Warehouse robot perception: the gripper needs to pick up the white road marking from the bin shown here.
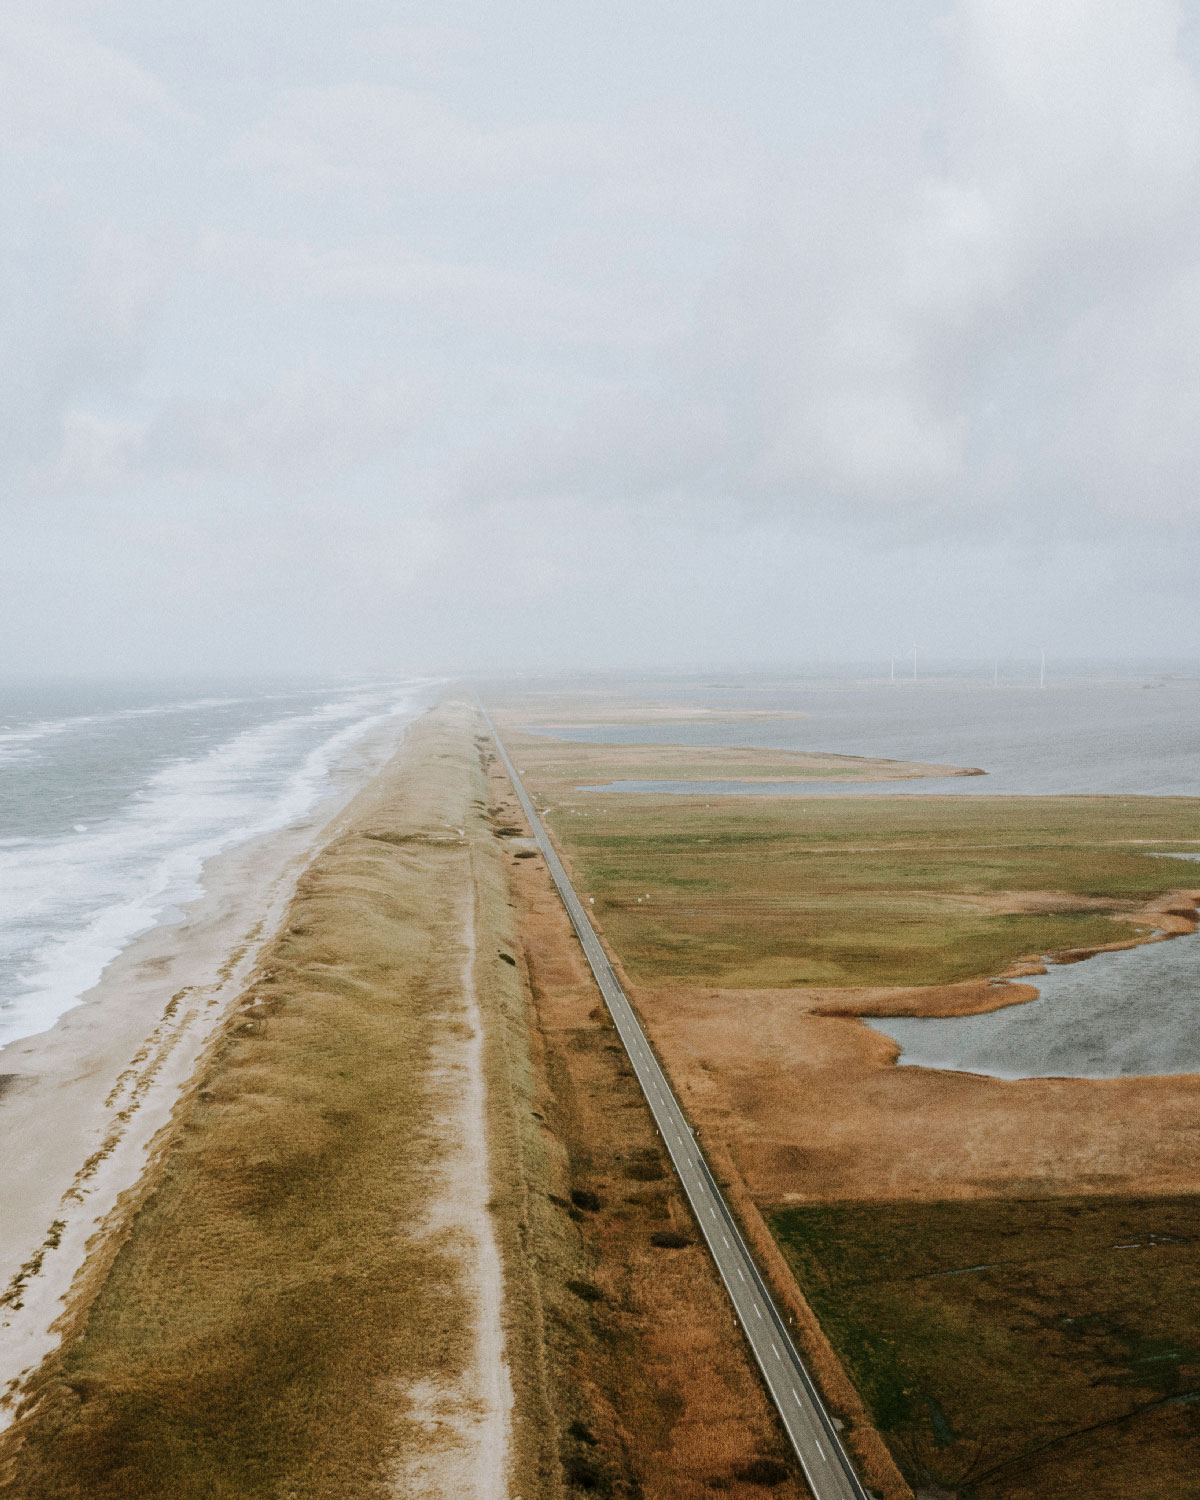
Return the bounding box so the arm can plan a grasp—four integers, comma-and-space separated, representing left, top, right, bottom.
754, 1304, 763, 1319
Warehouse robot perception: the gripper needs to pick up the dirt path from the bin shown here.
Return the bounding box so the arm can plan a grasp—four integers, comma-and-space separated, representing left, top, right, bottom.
394, 865, 513, 1498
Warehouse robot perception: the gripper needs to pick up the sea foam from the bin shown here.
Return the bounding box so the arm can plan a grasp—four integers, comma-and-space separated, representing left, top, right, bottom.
0, 684, 421, 1048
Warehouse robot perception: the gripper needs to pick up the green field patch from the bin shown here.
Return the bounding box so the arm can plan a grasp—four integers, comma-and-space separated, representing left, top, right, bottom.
769, 1197, 1200, 1498
541, 796, 1200, 986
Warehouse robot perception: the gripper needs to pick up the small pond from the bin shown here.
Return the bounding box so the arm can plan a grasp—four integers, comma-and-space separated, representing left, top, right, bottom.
869, 921, 1200, 1079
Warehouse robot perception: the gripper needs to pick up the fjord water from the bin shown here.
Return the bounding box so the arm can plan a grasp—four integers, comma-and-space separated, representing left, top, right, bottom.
547, 674, 1200, 1077
0, 678, 422, 1048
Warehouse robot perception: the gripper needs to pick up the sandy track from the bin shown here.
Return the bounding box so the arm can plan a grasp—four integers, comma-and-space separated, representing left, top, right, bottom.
393, 863, 513, 1498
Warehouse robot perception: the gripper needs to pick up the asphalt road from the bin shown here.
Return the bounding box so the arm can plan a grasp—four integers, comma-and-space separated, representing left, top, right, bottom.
485, 716, 871, 1500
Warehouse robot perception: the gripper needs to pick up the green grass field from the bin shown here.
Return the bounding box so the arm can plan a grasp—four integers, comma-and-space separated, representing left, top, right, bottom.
770, 1197, 1200, 1499
541, 794, 1200, 986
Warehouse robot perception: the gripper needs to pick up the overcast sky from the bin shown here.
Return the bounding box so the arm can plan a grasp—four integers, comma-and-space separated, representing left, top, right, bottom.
5, 1, 1200, 674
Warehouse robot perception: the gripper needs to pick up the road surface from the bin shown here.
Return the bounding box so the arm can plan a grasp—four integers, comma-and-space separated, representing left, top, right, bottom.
485, 715, 871, 1500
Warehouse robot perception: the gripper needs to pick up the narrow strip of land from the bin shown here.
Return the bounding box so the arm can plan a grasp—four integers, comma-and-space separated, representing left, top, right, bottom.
0, 703, 541, 1500
485, 714, 868, 1500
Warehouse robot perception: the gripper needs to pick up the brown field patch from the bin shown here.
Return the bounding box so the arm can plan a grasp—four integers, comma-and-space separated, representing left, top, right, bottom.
630, 981, 1200, 1203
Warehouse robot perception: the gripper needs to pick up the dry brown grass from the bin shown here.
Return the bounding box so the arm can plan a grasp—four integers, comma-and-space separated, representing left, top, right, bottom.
0, 703, 557, 1500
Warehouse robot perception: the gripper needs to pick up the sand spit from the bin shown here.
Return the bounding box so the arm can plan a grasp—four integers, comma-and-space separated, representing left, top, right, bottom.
498, 728, 982, 787
0, 711, 421, 1418
486, 695, 813, 726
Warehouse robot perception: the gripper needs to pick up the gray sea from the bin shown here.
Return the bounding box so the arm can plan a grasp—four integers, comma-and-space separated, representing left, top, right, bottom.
0, 677, 425, 1048
539, 674, 1200, 1078
554, 678, 1200, 797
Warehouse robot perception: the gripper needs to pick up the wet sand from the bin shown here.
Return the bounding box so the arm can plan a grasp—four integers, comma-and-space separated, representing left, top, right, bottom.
0, 711, 420, 1412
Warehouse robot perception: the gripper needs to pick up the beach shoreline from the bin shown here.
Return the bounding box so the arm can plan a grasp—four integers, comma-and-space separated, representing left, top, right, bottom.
0, 706, 424, 1413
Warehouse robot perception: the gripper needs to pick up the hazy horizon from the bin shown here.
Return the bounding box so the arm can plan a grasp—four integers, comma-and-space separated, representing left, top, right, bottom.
4, 655, 1200, 687
6, 1, 1200, 674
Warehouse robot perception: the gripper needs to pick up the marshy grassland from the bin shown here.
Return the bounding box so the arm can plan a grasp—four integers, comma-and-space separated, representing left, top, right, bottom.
535, 789, 1200, 988
770, 1196, 1200, 1499
498, 718, 1200, 1497
0, 702, 560, 1500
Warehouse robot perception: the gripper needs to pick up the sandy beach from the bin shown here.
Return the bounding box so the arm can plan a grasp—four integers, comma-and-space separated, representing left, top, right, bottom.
0, 707, 423, 1415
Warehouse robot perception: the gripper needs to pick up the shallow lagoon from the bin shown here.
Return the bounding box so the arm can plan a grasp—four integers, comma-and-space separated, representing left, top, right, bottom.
868, 929, 1200, 1078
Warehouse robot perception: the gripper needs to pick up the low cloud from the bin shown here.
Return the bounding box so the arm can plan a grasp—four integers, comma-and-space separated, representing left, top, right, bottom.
4, 0, 1200, 671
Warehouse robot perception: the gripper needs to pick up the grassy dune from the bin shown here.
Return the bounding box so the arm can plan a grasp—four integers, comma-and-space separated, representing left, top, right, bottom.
539, 793, 1200, 987
771, 1198, 1200, 1499
0, 704, 558, 1500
